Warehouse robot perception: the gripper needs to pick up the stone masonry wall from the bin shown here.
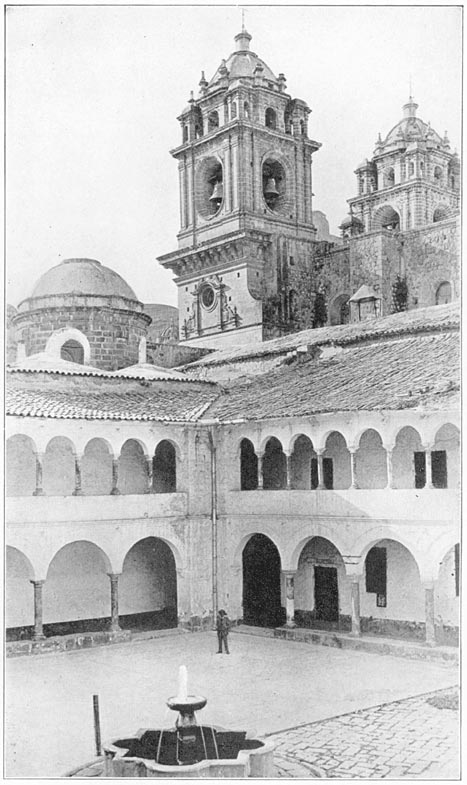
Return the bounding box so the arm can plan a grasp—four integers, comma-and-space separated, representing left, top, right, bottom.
400, 217, 459, 309
14, 306, 149, 370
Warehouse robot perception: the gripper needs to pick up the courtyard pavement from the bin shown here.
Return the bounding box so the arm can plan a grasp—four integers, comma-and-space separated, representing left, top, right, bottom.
5, 631, 459, 778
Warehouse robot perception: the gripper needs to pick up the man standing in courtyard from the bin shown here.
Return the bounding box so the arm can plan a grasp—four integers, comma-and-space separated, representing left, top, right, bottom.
216, 609, 230, 654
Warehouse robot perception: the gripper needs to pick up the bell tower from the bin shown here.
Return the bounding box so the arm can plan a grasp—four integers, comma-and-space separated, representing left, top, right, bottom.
158, 29, 321, 347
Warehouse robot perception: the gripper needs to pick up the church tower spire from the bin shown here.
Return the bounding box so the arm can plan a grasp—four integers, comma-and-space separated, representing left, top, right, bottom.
158, 29, 321, 348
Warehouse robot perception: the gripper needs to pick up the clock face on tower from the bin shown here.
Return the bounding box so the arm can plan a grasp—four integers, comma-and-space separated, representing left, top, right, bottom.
200, 284, 216, 310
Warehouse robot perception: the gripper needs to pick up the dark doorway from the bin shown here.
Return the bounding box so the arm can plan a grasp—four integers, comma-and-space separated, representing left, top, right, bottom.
314, 566, 339, 622
242, 534, 284, 627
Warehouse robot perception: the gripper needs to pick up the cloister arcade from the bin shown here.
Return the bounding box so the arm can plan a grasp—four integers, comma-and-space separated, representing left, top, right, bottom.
6, 536, 178, 640
237, 532, 459, 646
239, 423, 459, 491
6, 435, 178, 496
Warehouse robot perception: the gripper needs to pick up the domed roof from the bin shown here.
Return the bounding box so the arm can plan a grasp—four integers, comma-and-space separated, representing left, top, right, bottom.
29, 258, 139, 301
208, 30, 278, 89
378, 98, 444, 153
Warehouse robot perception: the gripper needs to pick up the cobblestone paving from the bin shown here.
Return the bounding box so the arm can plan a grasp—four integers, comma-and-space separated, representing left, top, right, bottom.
270, 688, 459, 778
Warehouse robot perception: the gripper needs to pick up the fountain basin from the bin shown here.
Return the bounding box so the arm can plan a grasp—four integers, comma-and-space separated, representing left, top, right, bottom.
103, 727, 275, 778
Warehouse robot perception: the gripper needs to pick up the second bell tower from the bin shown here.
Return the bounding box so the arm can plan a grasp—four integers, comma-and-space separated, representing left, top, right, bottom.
158, 28, 321, 347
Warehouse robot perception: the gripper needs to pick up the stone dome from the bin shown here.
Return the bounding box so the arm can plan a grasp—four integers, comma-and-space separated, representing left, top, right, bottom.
29, 258, 139, 302
379, 98, 444, 153
208, 30, 278, 89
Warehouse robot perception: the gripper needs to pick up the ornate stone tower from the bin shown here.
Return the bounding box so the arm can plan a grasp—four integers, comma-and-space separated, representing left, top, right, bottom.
158, 29, 321, 347
348, 97, 460, 232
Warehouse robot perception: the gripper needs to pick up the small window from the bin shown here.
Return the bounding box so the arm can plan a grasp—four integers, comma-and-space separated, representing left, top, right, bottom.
431, 450, 447, 488
231, 102, 237, 119
244, 102, 250, 119
365, 547, 387, 601
183, 125, 189, 143
408, 162, 414, 177
434, 165, 442, 181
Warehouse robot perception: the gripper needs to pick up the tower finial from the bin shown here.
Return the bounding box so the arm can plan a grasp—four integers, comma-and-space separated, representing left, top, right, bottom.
241, 7, 246, 32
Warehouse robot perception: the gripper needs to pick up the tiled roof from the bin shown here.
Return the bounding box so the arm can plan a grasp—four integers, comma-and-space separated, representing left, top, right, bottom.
182, 303, 459, 371
6, 377, 220, 422
205, 332, 459, 421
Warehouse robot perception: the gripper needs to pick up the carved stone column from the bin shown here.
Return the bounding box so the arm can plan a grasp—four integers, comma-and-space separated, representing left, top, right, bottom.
33, 453, 45, 496
108, 573, 122, 632
256, 452, 264, 490
285, 453, 292, 490
349, 579, 361, 637
110, 459, 120, 495
30, 580, 46, 640
385, 447, 394, 489
424, 447, 434, 489
283, 571, 296, 627
316, 449, 325, 490
146, 456, 154, 493
72, 455, 83, 496
424, 582, 436, 647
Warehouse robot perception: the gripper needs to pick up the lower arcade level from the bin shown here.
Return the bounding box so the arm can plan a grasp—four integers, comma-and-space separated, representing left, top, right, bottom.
6, 408, 459, 650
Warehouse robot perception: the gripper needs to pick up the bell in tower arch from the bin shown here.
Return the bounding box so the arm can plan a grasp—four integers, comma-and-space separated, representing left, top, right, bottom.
264, 177, 279, 205
209, 180, 224, 212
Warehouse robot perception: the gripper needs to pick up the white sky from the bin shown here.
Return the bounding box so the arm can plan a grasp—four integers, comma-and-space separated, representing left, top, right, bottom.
6, 4, 462, 308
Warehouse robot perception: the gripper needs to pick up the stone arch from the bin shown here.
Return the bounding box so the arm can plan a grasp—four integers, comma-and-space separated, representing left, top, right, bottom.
241, 533, 284, 627
43, 435, 76, 496
360, 538, 425, 638
82, 437, 114, 495
6, 546, 35, 635
240, 438, 258, 491
392, 425, 423, 489
119, 438, 149, 495
119, 537, 178, 630
294, 536, 347, 628
45, 328, 91, 365
433, 204, 450, 223
432, 422, 460, 488
352, 528, 425, 578
44, 540, 113, 632
289, 434, 315, 490
372, 204, 400, 231
262, 436, 287, 490
329, 293, 350, 325
355, 429, 387, 489
6, 434, 37, 496
153, 439, 177, 493
324, 431, 351, 489
435, 280, 452, 305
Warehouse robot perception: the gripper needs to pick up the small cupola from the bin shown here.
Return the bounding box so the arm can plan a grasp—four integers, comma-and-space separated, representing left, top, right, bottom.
402, 96, 418, 118
234, 29, 252, 51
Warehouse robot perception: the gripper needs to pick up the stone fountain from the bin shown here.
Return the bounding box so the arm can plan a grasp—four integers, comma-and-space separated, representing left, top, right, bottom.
102, 666, 274, 778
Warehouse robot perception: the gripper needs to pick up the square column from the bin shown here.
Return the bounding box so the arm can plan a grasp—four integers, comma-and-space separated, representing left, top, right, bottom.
283, 571, 296, 627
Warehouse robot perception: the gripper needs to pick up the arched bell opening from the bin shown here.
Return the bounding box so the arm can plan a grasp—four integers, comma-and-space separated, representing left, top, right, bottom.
119, 537, 178, 631
435, 280, 452, 305
373, 204, 400, 231
242, 534, 284, 627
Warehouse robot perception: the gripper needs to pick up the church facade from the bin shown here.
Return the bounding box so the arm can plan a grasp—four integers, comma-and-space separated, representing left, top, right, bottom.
5, 27, 460, 656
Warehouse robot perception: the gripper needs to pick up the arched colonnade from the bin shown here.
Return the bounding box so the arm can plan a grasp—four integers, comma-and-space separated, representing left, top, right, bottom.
238, 423, 459, 491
